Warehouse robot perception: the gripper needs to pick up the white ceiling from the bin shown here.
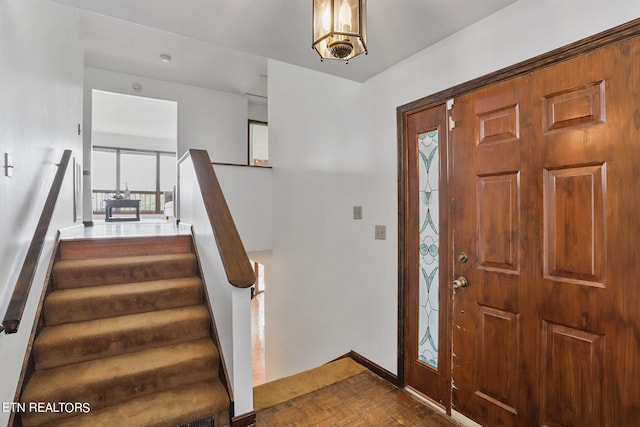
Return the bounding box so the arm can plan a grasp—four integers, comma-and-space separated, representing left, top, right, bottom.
54, 0, 517, 98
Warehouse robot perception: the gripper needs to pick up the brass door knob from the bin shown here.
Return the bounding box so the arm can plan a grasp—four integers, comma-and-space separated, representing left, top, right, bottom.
457, 252, 469, 263
453, 276, 468, 290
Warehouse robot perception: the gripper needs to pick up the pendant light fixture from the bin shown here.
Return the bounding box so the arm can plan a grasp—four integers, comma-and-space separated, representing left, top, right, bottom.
312, 0, 367, 62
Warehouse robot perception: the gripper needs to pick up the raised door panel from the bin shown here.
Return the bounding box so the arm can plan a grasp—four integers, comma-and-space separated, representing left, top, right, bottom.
477, 172, 520, 274
478, 104, 520, 146
542, 81, 605, 133
540, 322, 604, 427
543, 164, 605, 287
476, 306, 519, 415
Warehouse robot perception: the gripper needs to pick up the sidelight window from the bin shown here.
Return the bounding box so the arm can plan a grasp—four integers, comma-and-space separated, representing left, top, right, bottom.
417, 130, 440, 369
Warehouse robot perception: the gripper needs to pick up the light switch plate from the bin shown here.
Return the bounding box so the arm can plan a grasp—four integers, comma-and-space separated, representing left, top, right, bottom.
375, 225, 386, 240
353, 205, 362, 220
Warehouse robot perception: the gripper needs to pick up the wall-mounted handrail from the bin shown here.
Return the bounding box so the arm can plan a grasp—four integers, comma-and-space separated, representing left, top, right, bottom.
2, 150, 72, 334
180, 149, 255, 288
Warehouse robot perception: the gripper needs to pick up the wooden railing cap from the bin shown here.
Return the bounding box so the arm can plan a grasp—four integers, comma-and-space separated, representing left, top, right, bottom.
185, 149, 256, 289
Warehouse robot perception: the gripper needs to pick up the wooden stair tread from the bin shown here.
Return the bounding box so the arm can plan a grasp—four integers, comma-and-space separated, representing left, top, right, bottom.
19, 235, 231, 426
21, 339, 220, 426
44, 277, 203, 325
54, 253, 196, 270
35, 306, 210, 370
59, 235, 193, 260
40, 380, 230, 427
52, 253, 197, 289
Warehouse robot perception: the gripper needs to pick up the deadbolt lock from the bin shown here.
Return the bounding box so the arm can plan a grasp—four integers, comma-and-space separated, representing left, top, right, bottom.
452, 276, 469, 290
457, 252, 469, 263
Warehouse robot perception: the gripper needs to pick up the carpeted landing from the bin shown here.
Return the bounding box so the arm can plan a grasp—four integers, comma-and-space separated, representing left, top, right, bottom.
18, 235, 230, 427
253, 357, 368, 412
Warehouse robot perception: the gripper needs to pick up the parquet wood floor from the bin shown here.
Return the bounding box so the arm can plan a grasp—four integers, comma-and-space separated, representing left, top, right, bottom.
256, 371, 460, 426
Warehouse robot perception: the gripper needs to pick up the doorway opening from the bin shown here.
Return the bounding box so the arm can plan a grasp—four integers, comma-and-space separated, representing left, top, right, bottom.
251, 260, 266, 386
90, 89, 178, 221
248, 120, 269, 167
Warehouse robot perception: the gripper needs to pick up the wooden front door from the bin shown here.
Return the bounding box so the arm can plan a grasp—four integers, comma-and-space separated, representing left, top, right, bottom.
450, 36, 640, 426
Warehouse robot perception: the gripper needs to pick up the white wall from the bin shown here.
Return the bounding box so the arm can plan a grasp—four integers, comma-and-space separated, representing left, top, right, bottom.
92, 131, 176, 152
0, 0, 83, 422
213, 165, 272, 252
84, 67, 248, 161
266, 0, 640, 381
365, 0, 640, 110
83, 68, 249, 221
91, 89, 178, 153
268, 62, 370, 380
248, 102, 268, 123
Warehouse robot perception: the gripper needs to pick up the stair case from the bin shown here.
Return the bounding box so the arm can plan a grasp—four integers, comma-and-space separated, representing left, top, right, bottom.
18, 235, 231, 427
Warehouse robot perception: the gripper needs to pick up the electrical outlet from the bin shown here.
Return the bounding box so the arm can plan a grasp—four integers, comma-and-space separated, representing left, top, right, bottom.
353, 205, 362, 220
375, 225, 386, 240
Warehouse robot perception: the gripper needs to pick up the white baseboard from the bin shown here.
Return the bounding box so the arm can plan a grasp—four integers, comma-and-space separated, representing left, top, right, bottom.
404, 386, 447, 415
451, 410, 483, 427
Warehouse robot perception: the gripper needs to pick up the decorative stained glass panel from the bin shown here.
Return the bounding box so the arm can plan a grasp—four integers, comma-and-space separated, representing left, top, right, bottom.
417, 130, 439, 369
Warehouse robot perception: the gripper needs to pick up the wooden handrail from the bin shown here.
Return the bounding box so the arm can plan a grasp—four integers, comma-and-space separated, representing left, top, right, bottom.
2, 150, 72, 334
182, 149, 255, 288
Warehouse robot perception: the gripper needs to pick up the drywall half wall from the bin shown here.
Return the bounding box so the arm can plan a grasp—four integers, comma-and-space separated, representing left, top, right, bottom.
0, 0, 83, 423
213, 164, 272, 253
266, 1, 640, 382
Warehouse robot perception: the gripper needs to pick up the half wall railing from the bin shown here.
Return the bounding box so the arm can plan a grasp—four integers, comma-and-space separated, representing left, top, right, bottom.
179, 149, 255, 288
177, 148, 256, 419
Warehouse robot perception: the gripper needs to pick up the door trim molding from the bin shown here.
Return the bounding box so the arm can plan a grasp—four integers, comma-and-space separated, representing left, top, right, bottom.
396, 15, 640, 409
397, 18, 640, 116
